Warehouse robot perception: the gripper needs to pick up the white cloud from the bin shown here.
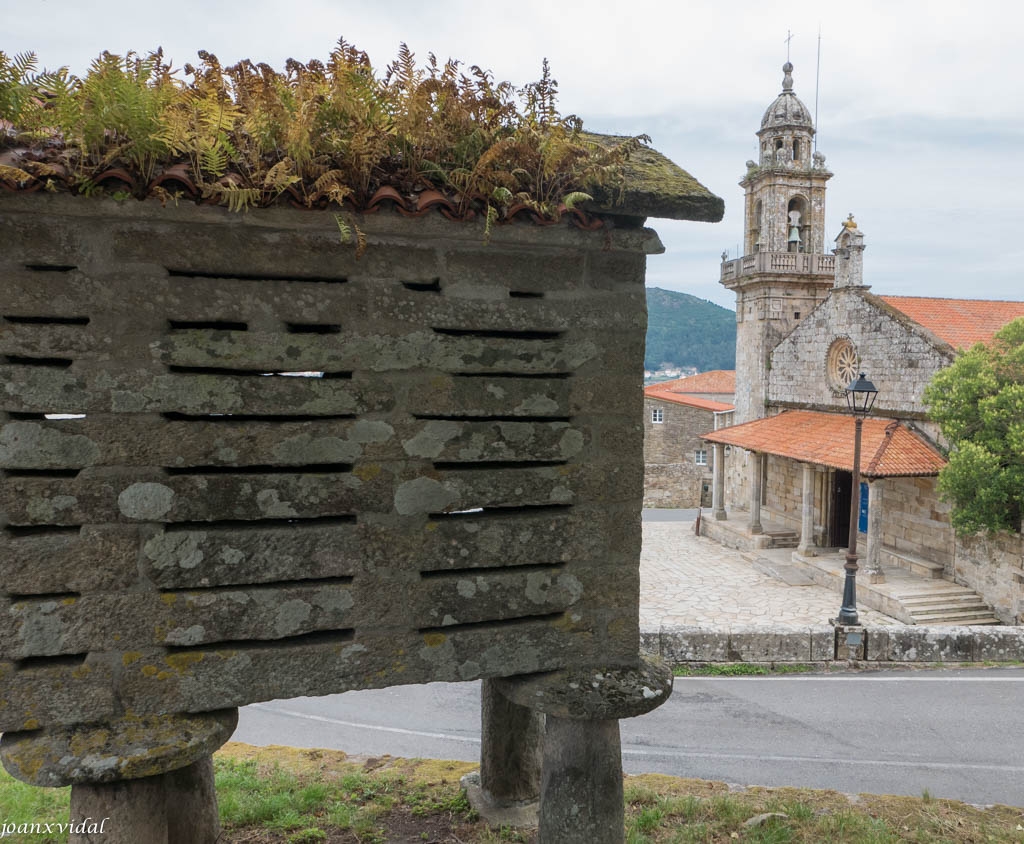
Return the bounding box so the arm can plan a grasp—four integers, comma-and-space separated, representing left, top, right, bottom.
5, 0, 1022, 308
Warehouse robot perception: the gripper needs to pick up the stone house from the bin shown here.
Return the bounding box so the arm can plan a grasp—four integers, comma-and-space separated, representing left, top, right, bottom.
643, 370, 734, 508
698, 62, 1024, 625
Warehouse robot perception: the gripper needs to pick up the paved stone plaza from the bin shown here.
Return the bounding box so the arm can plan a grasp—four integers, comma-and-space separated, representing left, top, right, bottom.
640, 519, 899, 630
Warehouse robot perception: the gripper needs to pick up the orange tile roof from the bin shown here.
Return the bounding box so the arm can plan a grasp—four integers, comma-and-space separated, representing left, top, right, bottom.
646, 392, 734, 412
879, 296, 1024, 349
701, 410, 946, 478
645, 370, 735, 395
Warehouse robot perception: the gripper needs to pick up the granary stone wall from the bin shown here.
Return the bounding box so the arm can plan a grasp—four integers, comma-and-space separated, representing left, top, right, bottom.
642, 398, 713, 508
768, 287, 953, 418
954, 531, 1024, 625
0, 194, 655, 734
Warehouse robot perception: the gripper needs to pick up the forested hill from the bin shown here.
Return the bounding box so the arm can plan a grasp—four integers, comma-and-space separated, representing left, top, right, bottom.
645, 287, 736, 371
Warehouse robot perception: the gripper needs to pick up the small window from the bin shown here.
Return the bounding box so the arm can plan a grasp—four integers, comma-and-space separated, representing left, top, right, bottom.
652, 408, 664, 424
695, 449, 707, 465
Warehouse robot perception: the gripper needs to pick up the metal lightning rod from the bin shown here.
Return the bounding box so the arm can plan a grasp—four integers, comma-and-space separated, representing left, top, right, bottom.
814, 26, 822, 152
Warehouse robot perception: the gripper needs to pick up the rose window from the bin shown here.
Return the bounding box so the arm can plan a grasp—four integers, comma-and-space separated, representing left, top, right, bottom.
827, 339, 859, 392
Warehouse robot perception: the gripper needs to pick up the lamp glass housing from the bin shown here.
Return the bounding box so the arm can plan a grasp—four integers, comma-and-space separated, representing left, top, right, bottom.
845, 372, 878, 414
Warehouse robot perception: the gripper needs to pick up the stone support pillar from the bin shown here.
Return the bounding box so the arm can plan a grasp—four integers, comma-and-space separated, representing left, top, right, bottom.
485, 657, 673, 844
712, 443, 727, 520
866, 480, 885, 582
464, 678, 544, 823
749, 451, 763, 534
1, 710, 237, 844
539, 717, 623, 842
796, 462, 816, 556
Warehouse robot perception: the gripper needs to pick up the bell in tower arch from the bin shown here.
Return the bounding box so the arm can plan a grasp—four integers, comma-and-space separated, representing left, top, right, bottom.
787, 209, 803, 253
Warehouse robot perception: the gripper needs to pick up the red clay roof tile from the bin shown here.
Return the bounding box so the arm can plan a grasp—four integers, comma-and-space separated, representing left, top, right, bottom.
701, 410, 946, 478
645, 392, 734, 412
879, 296, 1024, 350
644, 370, 735, 395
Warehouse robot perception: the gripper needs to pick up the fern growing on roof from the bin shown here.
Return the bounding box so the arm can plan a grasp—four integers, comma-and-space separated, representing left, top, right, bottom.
0, 38, 646, 229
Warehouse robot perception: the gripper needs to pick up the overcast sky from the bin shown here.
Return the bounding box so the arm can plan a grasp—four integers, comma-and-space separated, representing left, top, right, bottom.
6, 0, 1022, 309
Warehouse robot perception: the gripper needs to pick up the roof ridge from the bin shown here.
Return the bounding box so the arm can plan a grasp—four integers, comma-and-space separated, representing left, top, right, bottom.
865, 420, 899, 476
879, 294, 1024, 305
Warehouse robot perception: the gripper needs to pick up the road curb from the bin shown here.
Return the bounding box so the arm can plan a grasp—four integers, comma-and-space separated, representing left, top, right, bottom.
641, 624, 1024, 664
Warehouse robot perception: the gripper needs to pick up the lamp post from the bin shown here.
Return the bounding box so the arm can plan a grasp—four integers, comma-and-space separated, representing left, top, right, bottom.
837, 372, 878, 625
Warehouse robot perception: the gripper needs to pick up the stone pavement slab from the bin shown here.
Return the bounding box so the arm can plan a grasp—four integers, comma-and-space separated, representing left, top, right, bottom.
640, 521, 900, 630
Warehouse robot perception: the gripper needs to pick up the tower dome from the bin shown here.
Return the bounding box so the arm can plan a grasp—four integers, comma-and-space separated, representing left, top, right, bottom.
760, 62, 813, 132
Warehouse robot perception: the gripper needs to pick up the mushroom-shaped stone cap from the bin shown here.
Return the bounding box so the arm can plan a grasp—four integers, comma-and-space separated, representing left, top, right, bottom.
760, 63, 814, 131
0, 709, 238, 787
493, 656, 673, 720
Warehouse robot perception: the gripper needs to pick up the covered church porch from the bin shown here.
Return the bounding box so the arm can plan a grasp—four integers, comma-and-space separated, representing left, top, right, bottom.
698, 411, 1002, 625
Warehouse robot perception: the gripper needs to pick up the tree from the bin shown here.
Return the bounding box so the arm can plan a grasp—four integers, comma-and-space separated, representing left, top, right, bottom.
924, 317, 1024, 535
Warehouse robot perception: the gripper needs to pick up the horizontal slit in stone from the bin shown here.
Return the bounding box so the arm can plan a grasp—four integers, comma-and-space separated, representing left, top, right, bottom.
4, 525, 81, 538
418, 611, 565, 636
160, 412, 357, 423
433, 328, 563, 340
164, 463, 352, 476
4, 468, 81, 479
15, 652, 87, 670
159, 576, 354, 595
420, 562, 564, 579
164, 515, 356, 532
166, 269, 348, 284
164, 628, 355, 653
4, 356, 73, 368
286, 323, 342, 334
451, 371, 572, 380
432, 460, 567, 471
168, 320, 248, 331
6, 412, 47, 420
8, 591, 82, 603
401, 279, 441, 293
509, 290, 544, 299
167, 365, 350, 379
24, 264, 76, 273
428, 503, 572, 520
3, 315, 90, 325
413, 415, 572, 424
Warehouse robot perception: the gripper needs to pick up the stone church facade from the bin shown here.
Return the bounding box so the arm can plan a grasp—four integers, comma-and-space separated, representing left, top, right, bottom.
699, 63, 1024, 624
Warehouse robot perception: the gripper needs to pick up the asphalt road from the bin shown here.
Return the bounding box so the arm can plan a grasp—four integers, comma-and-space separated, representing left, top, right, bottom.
233, 669, 1024, 807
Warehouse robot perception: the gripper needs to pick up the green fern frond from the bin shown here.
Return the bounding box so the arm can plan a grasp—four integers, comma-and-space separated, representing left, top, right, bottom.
0, 164, 33, 186
562, 191, 592, 211
203, 182, 260, 212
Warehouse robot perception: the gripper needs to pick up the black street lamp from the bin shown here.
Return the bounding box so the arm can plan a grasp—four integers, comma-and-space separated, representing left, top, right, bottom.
837, 372, 879, 625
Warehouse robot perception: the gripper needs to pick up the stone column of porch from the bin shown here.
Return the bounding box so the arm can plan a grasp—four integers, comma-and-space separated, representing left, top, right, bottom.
712, 442, 727, 520
866, 479, 885, 582
796, 462, 816, 556
749, 451, 763, 534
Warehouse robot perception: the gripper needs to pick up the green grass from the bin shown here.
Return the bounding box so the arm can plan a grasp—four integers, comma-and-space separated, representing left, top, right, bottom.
2, 743, 1023, 843
672, 663, 822, 677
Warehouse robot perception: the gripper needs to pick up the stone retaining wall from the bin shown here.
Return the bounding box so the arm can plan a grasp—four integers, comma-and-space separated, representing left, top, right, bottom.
643, 624, 1024, 664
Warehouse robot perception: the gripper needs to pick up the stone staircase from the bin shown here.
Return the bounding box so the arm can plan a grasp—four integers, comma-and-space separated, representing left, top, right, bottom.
763, 526, 798, 549
898, 585, 1002, 625
878, 549, 1001, 625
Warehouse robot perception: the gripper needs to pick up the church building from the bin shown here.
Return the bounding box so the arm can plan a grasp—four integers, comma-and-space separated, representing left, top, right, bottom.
698, 63, 1024, 625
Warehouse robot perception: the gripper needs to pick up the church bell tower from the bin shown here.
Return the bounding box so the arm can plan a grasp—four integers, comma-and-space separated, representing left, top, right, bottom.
721, 62, 836, 423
